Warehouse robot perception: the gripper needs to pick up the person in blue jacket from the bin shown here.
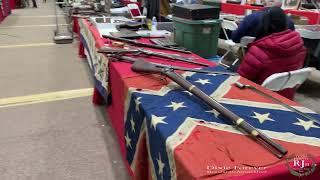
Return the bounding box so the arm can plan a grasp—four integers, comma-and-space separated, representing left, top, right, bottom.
231, 7, 295, 43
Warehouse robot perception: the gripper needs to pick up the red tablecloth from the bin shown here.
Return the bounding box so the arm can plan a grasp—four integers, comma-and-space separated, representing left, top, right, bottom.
79, 19, 320, 179
2, 0, 11, 17
73, 16, 80, 34
0, 0, 14, 23
2, 0, 8, 18
9, 0, 15, 10
0, 6, 4, 22
221, 3, 320, 24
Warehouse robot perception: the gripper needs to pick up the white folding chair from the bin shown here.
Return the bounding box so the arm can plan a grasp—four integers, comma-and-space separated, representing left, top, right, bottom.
219, 19, 256, 68
219, 20, 239, 68
261, 68, 313, 91
127, 3, 146, 20
239, 36, 256, 58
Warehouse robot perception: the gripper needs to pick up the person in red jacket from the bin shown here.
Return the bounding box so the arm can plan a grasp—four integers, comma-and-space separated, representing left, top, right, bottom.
237, 7, 307, 100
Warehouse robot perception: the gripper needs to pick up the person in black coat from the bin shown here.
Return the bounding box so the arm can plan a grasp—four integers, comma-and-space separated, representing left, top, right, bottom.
31, 0, 37, 8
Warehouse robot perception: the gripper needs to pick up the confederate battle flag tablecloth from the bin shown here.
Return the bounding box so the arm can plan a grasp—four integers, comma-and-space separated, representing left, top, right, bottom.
78, 19, 320, 179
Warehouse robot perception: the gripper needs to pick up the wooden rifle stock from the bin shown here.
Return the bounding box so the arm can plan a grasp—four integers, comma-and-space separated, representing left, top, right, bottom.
131, 60, 163, 74
131, 60, 288, 159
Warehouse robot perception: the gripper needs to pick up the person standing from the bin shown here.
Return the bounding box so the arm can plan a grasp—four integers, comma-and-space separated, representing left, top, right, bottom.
22, 0, 30, 8
103, 0, 112, 15
31, 0, 37, 8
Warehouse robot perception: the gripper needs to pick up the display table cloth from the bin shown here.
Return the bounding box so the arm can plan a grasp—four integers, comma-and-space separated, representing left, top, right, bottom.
0, 0, 14, 23
9, 0, 14, 10
79, 19, 320, 179
0, 5, 3, 22
221, 3, 320, 25
2, 0, 10, 17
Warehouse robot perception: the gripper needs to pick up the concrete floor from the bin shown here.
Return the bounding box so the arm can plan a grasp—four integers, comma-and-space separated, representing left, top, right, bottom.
0, 2, 129, 180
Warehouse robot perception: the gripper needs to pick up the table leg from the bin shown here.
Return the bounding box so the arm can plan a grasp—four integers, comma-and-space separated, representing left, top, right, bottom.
315, 42, 320, 69
92, 87, 105, 105
73, 16, 79, 34
78, 41, 86, 59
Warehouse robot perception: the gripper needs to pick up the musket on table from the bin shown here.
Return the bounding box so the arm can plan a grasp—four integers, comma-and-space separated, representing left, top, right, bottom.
102, 35, 192, 54
131, 60, 288, 159
98, 46, 209, 67
97, 49, 237, 76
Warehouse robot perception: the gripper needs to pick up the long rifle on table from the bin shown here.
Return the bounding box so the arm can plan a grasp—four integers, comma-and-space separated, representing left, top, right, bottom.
131, 60, 288, 159
102, 35, 192, 54
98, 46, 209, 67
97, 50, 237, 76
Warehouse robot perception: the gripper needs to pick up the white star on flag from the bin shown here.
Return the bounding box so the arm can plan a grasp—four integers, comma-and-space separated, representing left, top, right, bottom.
130, 118, 135, 133
156, 153, 165, 176
125, 132, 132, 148
182, 73, 193, 78
183, 90, 193, 96
166, 101, 187, 111
206, 73, 218, 76
251, 112, 275, 124
182, 71, 195, 78
195, 78, 211, 85
206, 109, 220, 118
151, 115, 167, 130
293, 118, 320, 131
135, 97, 142, 112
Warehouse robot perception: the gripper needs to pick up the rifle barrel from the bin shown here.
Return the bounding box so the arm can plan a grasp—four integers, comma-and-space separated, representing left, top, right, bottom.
164, 66, 237, 76
104, 54, 236, 76
99, 46, 208, 67
102, 35, 192, 54
138, 49, 209, 67
108, 55, 137, 63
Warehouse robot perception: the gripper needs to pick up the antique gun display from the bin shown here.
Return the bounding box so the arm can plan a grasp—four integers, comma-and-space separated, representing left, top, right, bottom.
235, 82, 320, 126
102, 35, 192, 54
98, 46, 209, 67
97, 49, 237, 76
131, 60, 288, 159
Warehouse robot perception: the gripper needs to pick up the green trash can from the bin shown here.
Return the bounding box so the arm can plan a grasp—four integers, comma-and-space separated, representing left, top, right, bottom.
172, 16, 222, 58
202, 0, 221, 9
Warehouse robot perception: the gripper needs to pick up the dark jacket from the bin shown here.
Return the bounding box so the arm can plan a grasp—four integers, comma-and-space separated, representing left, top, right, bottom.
231, 9, 295, 43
